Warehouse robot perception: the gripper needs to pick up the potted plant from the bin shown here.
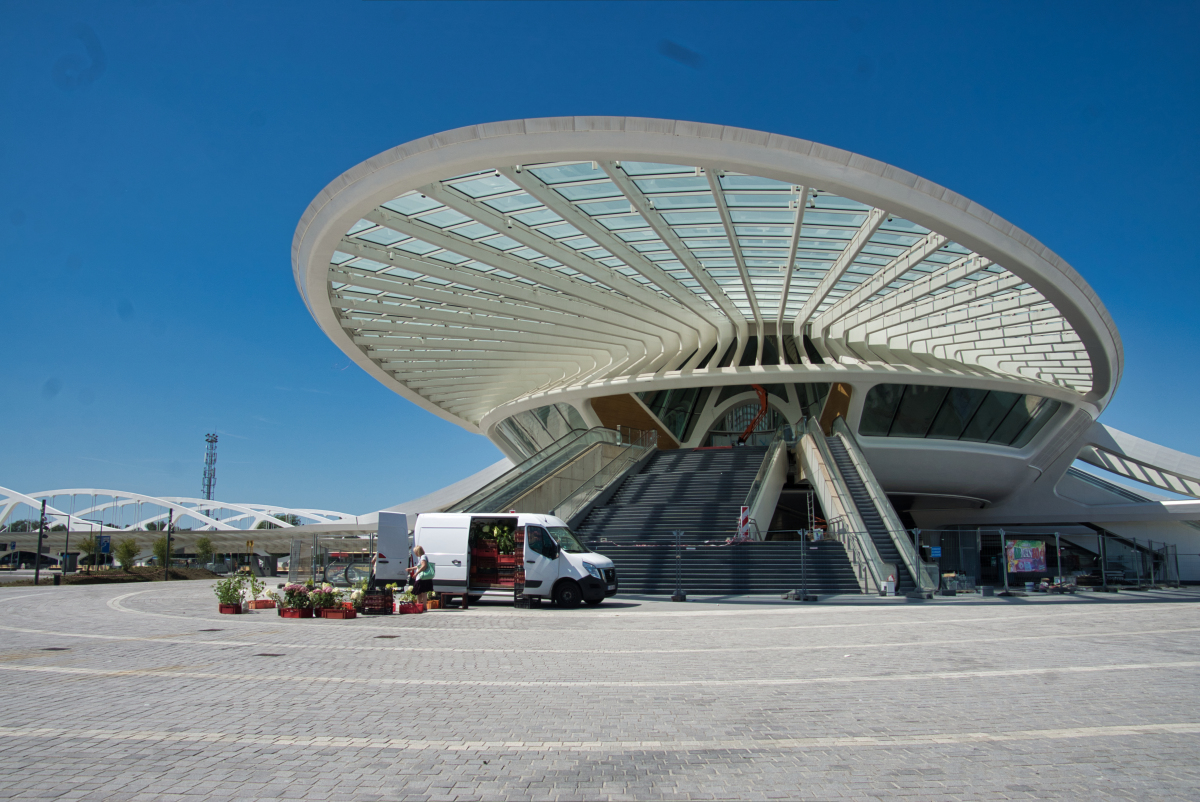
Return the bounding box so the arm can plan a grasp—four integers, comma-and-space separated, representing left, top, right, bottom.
214, 575, 246, 614
279, 583, 313, 618
394, 589, 423, 614
246, 575, 275, 609
309, 584, 340, 617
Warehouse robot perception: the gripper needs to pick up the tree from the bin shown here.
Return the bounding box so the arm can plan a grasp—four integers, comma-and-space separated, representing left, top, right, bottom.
194, 536, 214, 565
113, 538, 139, 571
152, 535, 170, 566
76, 536, 97, 573
145, 521, 167, 531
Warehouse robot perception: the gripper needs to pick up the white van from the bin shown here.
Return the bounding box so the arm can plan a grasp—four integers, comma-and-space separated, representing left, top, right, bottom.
380, 512, 617, 607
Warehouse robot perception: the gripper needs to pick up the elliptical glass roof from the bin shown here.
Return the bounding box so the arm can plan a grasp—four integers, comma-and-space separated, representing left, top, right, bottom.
324, 158, 1093, 426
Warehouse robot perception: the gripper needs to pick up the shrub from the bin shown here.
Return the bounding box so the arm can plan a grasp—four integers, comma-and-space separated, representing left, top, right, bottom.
113, 538, 140, 571
213, 575, 246, 605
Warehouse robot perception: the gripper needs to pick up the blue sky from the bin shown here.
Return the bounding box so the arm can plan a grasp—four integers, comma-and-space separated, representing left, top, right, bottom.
1, 0, 1197, 514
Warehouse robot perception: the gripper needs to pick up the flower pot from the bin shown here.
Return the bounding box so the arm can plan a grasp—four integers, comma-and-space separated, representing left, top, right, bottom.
397, 603, 424, 614
342, 602, 355, 611
426, 599, 440, 610
248, 600, 276, 609
280, 607, 314, 619
218, 603, 242, 615
322, 608, 356, 619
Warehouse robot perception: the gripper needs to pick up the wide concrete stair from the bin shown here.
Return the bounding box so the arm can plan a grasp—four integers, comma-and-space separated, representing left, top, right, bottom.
577, 447, 861, 595
576, 447, 766, 540
594, 540, 861, 595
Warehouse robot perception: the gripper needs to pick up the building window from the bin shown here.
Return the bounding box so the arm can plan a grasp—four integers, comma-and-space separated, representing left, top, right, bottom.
858, 384, 1061, 448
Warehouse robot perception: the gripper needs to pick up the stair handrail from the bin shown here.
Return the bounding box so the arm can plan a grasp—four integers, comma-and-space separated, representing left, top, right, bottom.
449, 427, 619, 513
741, 426, 790, 540
801, 416, 889, 593
830, 416, 937, 593
550, 430, 657, 524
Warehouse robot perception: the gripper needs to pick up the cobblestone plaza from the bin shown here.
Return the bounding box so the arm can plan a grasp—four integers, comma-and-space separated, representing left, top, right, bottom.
2, 583, 1199, 801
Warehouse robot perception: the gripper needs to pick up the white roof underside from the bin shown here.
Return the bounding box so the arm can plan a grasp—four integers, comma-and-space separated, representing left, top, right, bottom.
294, 118, 1122, 432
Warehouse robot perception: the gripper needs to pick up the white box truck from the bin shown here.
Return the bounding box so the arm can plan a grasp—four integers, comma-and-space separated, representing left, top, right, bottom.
376, 512, 617, 608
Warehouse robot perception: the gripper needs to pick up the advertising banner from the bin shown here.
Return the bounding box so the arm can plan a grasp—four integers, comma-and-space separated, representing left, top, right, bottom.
1006, 540, 1046, 573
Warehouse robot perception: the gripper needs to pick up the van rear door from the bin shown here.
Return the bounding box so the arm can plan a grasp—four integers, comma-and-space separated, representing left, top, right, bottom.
416, 514, 469, 595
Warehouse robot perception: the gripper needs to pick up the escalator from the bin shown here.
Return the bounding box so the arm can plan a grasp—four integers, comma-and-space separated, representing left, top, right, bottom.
823, 436, 915, 593
449, 427, 656, 517
795, 416, 934, 596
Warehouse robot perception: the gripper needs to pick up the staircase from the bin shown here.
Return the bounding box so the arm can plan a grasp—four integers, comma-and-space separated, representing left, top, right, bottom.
594, 540, 861, 595
576, 447, 767, 541
824, 436, 915, 592
576, 447, 860, 594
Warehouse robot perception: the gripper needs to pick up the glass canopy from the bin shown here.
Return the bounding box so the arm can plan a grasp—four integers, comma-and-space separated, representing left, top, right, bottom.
325, 159, 1092, 426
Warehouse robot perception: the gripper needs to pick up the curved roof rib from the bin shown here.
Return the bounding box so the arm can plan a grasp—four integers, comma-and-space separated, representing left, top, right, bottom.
294, 118, 1122, 432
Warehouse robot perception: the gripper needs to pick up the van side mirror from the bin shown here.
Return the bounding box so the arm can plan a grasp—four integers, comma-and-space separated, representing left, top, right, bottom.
548, 542, 560, 559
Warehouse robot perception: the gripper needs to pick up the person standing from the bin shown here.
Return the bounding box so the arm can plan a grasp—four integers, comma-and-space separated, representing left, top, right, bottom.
408, 545, 434, 606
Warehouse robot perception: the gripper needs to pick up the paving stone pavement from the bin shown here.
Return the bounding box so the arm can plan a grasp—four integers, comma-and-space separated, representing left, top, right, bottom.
1, 582, 1199, 801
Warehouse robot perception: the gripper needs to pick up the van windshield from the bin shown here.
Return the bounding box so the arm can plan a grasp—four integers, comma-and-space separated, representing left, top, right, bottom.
546, 526, 588, 554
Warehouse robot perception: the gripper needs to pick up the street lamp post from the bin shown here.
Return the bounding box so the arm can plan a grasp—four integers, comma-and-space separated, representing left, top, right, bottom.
164, 509, 173, 582
35, 500, 46, 585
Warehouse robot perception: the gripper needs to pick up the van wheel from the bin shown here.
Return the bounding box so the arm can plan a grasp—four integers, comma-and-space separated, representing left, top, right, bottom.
553, 580, 583, 608
467, 595, 483, 604
585, 598, 603, 606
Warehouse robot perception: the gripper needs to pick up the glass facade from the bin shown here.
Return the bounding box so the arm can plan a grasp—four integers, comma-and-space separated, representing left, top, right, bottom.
858, 384, 1061, 448
493, 403, 587, 460
637, 386, 712, 444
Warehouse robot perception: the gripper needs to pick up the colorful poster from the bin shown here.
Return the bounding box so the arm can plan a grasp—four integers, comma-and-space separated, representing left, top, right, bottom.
1006, 540, 1046, 573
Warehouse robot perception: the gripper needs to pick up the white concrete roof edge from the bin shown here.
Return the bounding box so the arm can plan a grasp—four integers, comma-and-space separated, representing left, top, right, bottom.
293, 116, 1123, 434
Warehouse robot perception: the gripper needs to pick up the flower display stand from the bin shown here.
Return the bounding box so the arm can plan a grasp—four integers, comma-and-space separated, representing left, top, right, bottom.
280, 607, 314, 619
218, 603, 242, 615
397, 603, 425, 614
321, 608, 356, 620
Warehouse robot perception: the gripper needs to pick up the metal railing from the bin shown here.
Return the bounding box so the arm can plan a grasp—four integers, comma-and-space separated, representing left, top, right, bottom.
798, 416, 890, 594
551, 428, 657, 524
831, 417, 938, 594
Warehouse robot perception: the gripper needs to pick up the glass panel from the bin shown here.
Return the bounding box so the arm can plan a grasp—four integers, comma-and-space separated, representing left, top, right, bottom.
989, 395, 1046, 445
419, 209, 473, 229
529, 162, 607, 184
1012, 399, 1062, 448
556, 403, 587, 432
380, 195, 440, 215
960, 391, 1021, 442
927, 388, 988, 440
621, 162, 694, 176
578, 199, 634, 216
482, 194, 541, 213
859, 384, 904, 436
451, 174, 520, 198
556, 182, 622, 201
889, 385, 949, 437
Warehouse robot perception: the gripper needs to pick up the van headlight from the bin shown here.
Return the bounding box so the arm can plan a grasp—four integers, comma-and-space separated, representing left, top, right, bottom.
583, 562, 602, 580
